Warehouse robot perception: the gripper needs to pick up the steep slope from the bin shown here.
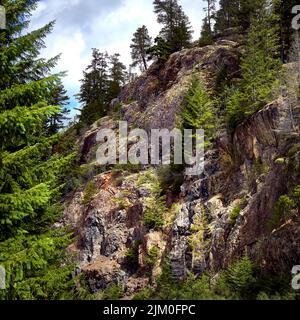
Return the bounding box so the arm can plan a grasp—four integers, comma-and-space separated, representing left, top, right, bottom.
62, 40, 300, 297
171, 97, 300, 278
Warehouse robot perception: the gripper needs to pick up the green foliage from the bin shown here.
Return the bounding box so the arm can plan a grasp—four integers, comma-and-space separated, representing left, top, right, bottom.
214, 0, 261, 33
151, 0, 193, 58
226, 0, 282, 131
148, 262, 222, 300
0, 230, 77, 300
147, 36, 173, 62
214, 65, 230, 96
156, 164, 184, 194
136, 170, 167, 230
113, 163, 142, 174
134, 256, 298, 300
82, 181, 97, 205
181, 76, 216, 147
202, 0, 216, 41
77, 50, 127, 125
125, 240, 140, 269
291, 185, 300, 208
0, 0, 76, 299
143, 196, 165, 230
46, 78, 70, 134
132, 287, 154, 300
268, 195, 295, 231
145, 246, 160, 268
101, 283, 124, 300
130, 25, 152, 71
199, 16, 213, 47
228, 204, 241, 225
215, 255, 255, 299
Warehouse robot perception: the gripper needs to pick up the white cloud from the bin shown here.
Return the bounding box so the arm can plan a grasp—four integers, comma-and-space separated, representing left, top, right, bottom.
29, 0, 206, 111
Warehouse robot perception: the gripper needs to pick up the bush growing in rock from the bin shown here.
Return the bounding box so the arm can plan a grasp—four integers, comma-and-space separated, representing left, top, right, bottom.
82, 181, 98, 205
125, 240, 140, 269
268, 195, 295, 231
228, 204, 241, 225
145, 246, 160, 268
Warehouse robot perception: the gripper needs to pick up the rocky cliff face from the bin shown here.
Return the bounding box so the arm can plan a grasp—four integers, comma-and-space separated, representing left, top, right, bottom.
62, 40, 300, 295
171, 97, 300, 278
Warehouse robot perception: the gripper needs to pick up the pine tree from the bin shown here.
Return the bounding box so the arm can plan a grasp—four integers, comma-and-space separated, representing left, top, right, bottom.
214, 0, 261, 34
125, 66, 138, 84
47, 78, 70, 134
274, 0, 300, 61
226, 0, 282, 131
77, 49, 109, 125
0, 0, 76, 299
203, 0, 216, 34
182, 77, 216, 146
147, 36, 173, 62
130, 25, 152, 71
199, 16, 214, 46
224, 255, 255, 299
152, 0, 193, 56
214, 0, 235, 33
107, 53, 127, 101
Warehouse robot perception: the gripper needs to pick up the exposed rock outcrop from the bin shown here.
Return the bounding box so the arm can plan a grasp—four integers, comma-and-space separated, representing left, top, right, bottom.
170, 97, 300, 277
63, 39, 300, 295
116, 40, 241, 131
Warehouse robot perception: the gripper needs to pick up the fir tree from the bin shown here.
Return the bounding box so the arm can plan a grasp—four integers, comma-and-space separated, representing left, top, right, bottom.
203, 0, 216, 35
77, 49, 109, 125
147, 36, 173, 62
199, 16, 214, 46
107, 53, 127, 102
274, 0, 300, 61
152, 0, 193, 57
214, 0, 261, 34
0, 0, 76, 299
226, 0, 282, 131
47, 78, 70, 134
130, 25, 152, 71
181, 77, 216, 147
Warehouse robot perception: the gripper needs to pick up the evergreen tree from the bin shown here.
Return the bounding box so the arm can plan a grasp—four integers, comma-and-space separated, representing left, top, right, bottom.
226, 0, 282, 131
152, 0, 193, 57
47, 78, 70, 134
203, 0, 216, 34
199, 16, 214, 46
274, 0, 300, 61
147, 36, 173, 62
181, 77, 216, 147
107, 53, 127, 102
223, 255, 255, 299
125, 66, 138, 84
0, 0, 76, 299
77, 49, 109, 125
130, 25, 152, 71
214, 0, 261, 34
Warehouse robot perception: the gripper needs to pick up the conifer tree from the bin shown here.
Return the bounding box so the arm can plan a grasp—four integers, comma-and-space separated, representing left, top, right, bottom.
0, 0, 76, 299
199, 16, 213, 46
47, 78, 70, 134
274, 0, 299, 61
107, 53, 127, 101
77, 49, 109, 125
130, 25, 152, 71
152, 0, 193, 56
226, 0, 282, 131
203, 0, 216, 34
214, 0, 261, 34
147, 36, 172, 62
182, 77, 216, 146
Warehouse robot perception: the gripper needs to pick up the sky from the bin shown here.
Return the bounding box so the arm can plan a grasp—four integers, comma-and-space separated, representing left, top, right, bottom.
29, 0, 206, 119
